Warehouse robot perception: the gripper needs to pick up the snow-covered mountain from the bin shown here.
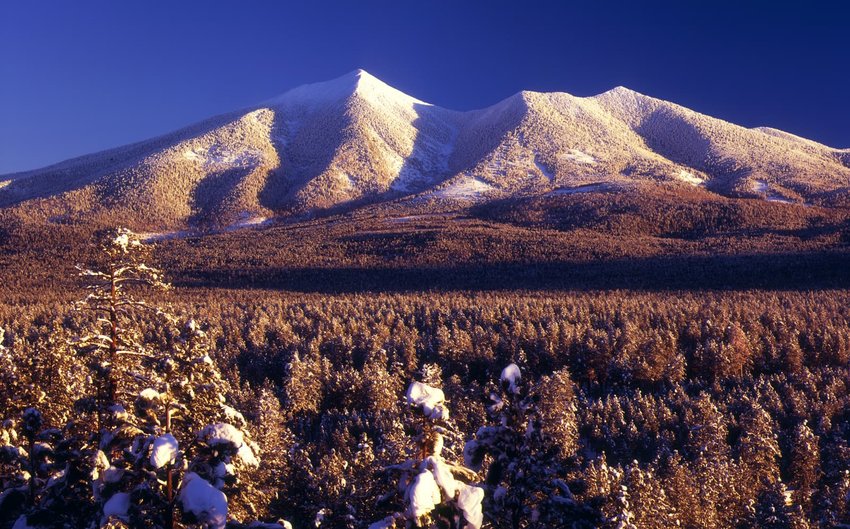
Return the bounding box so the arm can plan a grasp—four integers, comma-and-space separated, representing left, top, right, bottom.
2, 69, 848, 230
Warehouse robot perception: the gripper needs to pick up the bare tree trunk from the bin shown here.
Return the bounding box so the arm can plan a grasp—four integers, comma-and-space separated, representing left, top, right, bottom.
28, 435, 36, 506
165, 390, 175, 529
109, 269, 118, 405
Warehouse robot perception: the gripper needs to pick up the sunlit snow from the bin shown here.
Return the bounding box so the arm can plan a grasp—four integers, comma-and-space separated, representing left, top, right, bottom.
560, 149, 597, 165
548, 183, 611, 195
752, 180, 794, 204
431, 176, 496, 200
150, 433, 179, 469
178, 473, 227, 529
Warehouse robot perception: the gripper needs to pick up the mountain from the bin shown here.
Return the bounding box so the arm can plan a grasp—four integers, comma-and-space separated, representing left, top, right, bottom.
1, 69, 849, 231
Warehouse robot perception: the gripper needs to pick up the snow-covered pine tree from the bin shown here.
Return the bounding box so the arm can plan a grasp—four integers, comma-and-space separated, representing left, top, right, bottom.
609, 484, 638, 529
72, 227, 169, 445
240, 382, 294, 522
463, 363, 597, 529
0, 408, 46, 523
583, 457, 629, 529
58, 228, 278, 529
737, 398, 781, 499
68, 228, 175, 526
0, 322, 95, 528
124, 317, 273, 529
619, 461, 681, 529
370, 364, 484, 529
0, 400, 99, 529
286, 431, 378, 529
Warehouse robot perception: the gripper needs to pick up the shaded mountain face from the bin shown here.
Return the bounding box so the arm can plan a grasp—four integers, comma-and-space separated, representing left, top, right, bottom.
2, 70, 849, 230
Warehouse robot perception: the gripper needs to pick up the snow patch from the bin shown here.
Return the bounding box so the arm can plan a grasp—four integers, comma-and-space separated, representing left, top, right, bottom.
265, 69, 432, 110
560, 149, 597, 165
112, 230, 139, 252
390, 165, 424, 193
139, 388, 161, 401
675, 170, 704, 186
500, 364, 522, 394
103, 492, 131, 521
247, 522, 293, 529
407, 382, 449, 421
140, 212, 275, 243
139, 230, 193, 243
405, 470, 441, 520
103, 466, 124, 483
548, 183, 611, 195
457, 483, 485, 529
752, 180, 795, 204
198, 423, 259, 467
225, 212, 271, 232
534, 156, 555, 182
432, 176, 496, 200
178, 473, 227, 529
336, 172, 356, 190
182, 146, 263, 169
388, 214, 438, 223
425, 456, 457, 498
150, 433, 179, 469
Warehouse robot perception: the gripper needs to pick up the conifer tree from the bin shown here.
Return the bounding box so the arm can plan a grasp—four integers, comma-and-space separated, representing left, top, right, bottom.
609, 484, 638, 529
370, 364, 484, 529
738, 399, 781, 497
620, 461, 681, 529
747, 479, 811, 529
56, 228, 276, 529
463, 364, 596, 528
787, 420, 820, 513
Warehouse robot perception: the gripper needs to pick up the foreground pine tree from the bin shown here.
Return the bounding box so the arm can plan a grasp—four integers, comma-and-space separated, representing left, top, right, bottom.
370, 364, 484, 529
3, 228, 287, 529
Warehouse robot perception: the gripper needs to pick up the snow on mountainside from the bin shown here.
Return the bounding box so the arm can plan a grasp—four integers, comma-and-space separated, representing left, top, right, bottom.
1, 70, 848, 230
593, 87, 850, 201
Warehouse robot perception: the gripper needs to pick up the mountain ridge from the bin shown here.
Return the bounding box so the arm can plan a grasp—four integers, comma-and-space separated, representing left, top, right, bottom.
2, 69, 848, 231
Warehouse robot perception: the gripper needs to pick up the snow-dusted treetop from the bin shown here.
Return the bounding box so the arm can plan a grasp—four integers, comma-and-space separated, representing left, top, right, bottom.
198, 422, 260, 468
500, 363, 522, 394
178, 472, 228, 529
150, 433, 179, 469
406, 381, 449, 421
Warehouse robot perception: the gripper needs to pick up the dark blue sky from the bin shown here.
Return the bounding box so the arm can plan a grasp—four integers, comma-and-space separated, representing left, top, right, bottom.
1, 1, 848, 174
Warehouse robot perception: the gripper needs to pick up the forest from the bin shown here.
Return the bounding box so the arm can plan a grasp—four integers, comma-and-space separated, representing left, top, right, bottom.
2, 228, 850, 528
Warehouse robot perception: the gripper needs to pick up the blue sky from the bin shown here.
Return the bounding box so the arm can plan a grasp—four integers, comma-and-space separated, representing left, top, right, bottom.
1, 0, 848, 173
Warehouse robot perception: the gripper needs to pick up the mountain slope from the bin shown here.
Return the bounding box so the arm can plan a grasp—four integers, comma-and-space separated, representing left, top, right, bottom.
594, 87, 850, 203
0, 70, 461, 228
267, 70, 461, 212
2, 70, 848, 230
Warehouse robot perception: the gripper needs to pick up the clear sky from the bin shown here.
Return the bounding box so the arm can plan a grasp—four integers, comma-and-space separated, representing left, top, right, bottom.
1, 0, 848, 174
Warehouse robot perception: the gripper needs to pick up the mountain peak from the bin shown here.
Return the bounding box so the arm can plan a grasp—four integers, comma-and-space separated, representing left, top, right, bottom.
594, 85, 647, 100
264, 69, 431, 109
